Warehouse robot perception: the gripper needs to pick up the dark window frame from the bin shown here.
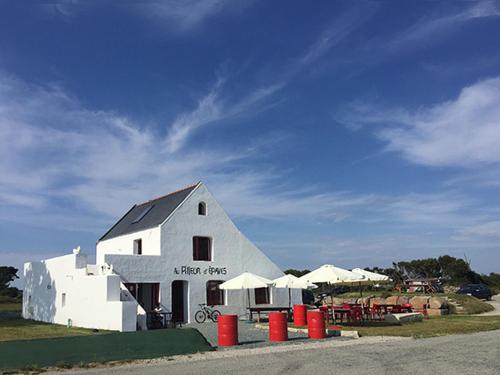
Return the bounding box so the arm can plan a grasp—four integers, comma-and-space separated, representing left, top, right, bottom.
206, 280, 225, 306
134, 239, 142, 255
254, 287, 270, 305
198, 202, 207, 216
193, 236, 212, 261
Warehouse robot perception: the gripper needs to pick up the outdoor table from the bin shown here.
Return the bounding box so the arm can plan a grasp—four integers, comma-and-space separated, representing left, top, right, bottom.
148, 311, 173, 329
372, 304, 412, 317
248, 307, 292, 323
332, 307, 351, 323
401, 304, 413, 313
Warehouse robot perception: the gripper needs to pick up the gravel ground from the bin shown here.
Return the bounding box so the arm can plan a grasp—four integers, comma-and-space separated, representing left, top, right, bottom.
49, 330, 500, 375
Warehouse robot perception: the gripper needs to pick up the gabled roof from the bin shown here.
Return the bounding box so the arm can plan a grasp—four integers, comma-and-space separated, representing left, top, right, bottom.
98, 183, 199, 242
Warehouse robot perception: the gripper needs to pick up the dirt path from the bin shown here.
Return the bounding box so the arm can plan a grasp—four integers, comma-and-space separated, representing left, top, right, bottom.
480, 294, 500, 316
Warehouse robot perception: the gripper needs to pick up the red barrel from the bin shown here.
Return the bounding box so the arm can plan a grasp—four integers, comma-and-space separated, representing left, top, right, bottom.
293, 304, 307, 326
307, 310, 326, 339
269, 312, 288, 342
218, 314, 238, 347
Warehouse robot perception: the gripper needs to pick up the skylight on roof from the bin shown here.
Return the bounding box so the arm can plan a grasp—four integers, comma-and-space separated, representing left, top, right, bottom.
132, 205, 154, 224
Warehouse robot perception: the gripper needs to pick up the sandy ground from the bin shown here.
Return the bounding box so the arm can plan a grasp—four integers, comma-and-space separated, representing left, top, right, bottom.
48, 330, 500, 375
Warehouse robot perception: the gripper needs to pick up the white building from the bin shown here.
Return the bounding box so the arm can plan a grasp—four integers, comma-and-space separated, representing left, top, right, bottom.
23, 182, 301, 331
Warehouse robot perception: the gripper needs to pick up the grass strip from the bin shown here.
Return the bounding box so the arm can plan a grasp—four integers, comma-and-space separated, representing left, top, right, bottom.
0, 328, 212, 371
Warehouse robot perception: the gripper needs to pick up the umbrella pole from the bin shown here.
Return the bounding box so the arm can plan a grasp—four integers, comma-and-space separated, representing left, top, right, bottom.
360, 284, 365, 325
288, 288, 291, 309
247, 289, 251, 321
330, 283, 335, 326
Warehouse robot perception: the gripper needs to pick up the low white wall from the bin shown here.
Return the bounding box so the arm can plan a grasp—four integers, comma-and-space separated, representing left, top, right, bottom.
23, 253, 137, 332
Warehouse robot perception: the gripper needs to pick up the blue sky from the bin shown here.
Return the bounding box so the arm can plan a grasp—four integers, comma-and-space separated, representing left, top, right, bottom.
1, 0, 500, 280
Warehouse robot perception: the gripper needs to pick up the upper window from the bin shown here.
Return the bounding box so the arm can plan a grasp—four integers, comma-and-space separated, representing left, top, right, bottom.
133, 239, 142, 255
255, 287, 270, 305
206, 280, 225, 306
193, 236, 211, 261
198, 202, 207, 216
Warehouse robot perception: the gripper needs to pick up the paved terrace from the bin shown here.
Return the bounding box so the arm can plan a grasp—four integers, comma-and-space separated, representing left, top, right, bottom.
186, 321, 354, 349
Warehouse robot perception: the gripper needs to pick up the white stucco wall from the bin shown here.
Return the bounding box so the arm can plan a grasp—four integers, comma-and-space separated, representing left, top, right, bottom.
104, 183, 301, 323
23, 253, 137, 332
96, 227, 160, 263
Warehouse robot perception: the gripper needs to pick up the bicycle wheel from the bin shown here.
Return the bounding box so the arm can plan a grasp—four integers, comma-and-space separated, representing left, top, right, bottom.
210, 310, 221, 322
195, 310, 206, 323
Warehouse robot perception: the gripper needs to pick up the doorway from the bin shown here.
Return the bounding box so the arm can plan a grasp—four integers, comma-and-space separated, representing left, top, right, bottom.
171, 280, 188, 323
124, 283, 160, 312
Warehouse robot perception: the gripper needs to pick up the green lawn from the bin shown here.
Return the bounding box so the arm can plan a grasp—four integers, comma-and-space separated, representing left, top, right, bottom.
337, 315, 500, 338
0, 328, 213, 372
0, 303, 104, 342
0, 316, 109, 342
0, 302, 212, 372
447, 294, 494, 314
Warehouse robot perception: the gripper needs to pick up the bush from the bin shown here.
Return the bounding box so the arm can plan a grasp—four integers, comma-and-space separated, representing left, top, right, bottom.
0, 288, 22, 299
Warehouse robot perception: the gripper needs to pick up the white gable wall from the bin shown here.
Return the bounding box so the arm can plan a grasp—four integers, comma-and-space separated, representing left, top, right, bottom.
103, 183, 301, 323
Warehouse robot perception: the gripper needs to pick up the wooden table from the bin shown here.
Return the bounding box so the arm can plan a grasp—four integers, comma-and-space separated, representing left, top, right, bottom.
248, 307, 292, 322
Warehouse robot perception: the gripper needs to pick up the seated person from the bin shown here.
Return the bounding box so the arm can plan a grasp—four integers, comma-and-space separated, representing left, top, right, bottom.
152, 303, 164, 329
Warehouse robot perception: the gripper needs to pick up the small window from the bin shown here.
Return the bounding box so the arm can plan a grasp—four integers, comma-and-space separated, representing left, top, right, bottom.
193, 236, 211, 261
198, 202, 206, 216
62, 293, 66, 307
134, 239, 142, 255
206, 280, 225, 306
255, 287, 270, 305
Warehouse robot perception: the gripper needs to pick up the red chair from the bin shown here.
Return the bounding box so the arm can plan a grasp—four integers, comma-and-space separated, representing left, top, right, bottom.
363, 305, 376, 320
371, 304, 384, 321
349, 306, 363, 322
391, 304, 403, 313
319, 306, 332, 323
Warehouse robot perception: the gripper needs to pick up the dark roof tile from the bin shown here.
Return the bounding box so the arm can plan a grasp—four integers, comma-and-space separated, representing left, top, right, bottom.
99, 184, 198, 241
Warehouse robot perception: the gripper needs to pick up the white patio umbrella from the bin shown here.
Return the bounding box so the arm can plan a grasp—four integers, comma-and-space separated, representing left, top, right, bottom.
299, 264, 362, 285
273, 274, 317, 307
300, 264, 365, 311
349, 268, 390, 300
351, 268, 390, 282
219, 272, 273, 311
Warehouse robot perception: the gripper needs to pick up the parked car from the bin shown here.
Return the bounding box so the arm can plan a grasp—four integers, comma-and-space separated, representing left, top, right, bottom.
456, 284, 493, 300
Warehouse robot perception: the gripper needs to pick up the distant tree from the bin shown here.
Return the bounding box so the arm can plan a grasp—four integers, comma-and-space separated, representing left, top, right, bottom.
368, 255, 487, 287
0, 266, 19, 290
483, 272, 500, 288
283, 269, 311, 278
437, 255, 482, 285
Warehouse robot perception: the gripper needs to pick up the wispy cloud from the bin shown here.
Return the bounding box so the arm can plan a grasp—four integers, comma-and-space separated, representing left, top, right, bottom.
0, 72, 367, 228
164, 78, 282, 153
132, 0, 255, 33
388, 1, 500, 50
460, 221, 500, 237
4, 71, 495, 234
340, 76, 500, 168
338, 1, 500, 77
